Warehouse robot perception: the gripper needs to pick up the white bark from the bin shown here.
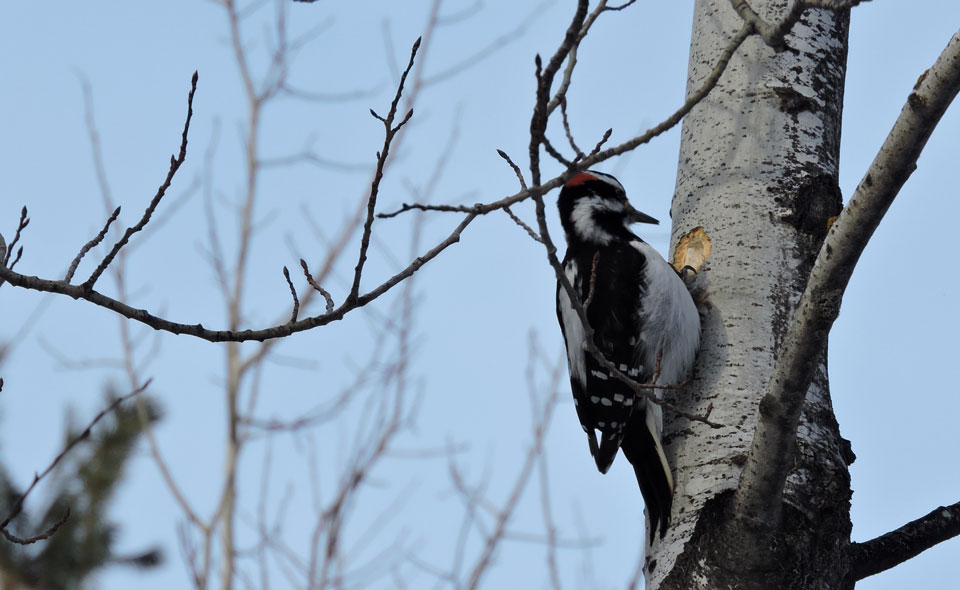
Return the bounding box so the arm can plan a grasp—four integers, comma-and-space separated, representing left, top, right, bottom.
649, 1, 850, 587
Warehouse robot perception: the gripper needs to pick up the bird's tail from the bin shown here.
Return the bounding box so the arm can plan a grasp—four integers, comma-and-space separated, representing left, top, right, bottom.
593, 430, 620, 474
620, 410, 674, 541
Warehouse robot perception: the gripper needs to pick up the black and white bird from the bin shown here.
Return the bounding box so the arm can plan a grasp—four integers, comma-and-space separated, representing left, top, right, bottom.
555, 170, 700, 540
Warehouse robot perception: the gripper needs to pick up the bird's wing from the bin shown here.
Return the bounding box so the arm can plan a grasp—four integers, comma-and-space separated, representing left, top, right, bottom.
558, 245, 650, 473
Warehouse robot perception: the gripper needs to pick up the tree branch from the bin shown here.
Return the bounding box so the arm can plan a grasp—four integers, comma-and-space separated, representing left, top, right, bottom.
64, 206, 121, 283
348, 37, 421, 303
848, 500, 960, 581
83, 71, 197, 290
0, 380, 152, 544
0, 213, 476, 342
732, 29, 960, 529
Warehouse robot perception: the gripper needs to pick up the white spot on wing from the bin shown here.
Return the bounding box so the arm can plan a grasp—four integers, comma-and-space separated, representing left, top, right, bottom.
600, 397, 612, 407
590, 369, 609, 380
613, 394, 624, 403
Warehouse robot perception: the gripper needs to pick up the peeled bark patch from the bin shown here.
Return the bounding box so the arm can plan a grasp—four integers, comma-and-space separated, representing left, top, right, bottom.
672, 226, 712, 274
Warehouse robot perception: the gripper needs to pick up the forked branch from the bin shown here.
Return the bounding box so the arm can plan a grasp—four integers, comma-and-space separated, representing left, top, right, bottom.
733, 29, 960, 530
83, 72, 198, 290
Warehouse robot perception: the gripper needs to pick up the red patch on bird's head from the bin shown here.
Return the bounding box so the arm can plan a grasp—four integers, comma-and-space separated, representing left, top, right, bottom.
565, 172, 597, 188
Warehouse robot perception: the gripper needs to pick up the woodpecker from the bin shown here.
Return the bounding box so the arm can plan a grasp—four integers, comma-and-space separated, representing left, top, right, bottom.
555, 170, 700, 540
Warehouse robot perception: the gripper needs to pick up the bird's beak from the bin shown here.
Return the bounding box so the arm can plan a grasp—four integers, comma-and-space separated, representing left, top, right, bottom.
625, 203, 659, 225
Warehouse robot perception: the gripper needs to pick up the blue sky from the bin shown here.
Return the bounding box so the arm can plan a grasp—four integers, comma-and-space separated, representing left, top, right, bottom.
1, 2, 958, 588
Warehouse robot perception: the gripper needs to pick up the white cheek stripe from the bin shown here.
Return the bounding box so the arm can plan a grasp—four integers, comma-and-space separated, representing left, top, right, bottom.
570, 196, 621, 245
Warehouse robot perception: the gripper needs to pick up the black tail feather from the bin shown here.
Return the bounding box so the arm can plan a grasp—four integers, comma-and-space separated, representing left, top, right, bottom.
620, 413, 674, 541
594, 431, 620, 474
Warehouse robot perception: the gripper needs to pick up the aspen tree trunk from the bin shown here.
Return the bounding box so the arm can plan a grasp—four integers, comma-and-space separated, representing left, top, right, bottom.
651, 1, 854, 588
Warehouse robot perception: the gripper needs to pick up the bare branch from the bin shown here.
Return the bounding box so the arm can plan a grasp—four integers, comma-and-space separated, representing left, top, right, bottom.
559, 96, 586, 161
583, 251, 600, 309
0, 212, 475, 342
64, 206, 121, 282
348, 37, 421, 303
8, 247, 22, 272
605, 0, 638, 10
282, 266, 299, 323
377, 202, 475, 219
299, 259, 334, 314
2, 0, 754, 359
462, 349, 564, 590
3, 206, 29, 267
1, 508, 70, 545
848, 500, 960, 581
589, 22, 751, 164
503, 207, 542, 243
424, 0, 550, 87
83, 72, 198, 290
530, 0, 590, 185
0, 380, 152, 544
542, 134, 574, 167
496, 149, 528, 190
383, 0, 756, 224
587, 128, 613, 159
730, 0, 787, 48
733, 29, 960, 529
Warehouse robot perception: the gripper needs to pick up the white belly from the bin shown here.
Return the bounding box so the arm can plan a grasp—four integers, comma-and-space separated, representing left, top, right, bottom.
631, 241, 700, 386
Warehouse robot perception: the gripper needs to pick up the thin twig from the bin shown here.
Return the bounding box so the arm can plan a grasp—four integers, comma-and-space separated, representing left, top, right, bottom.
587, 128, 613, 158
503, 207, 541, 243
542, 134, 574, 167
299, 259, 335, 314
605, 0, 638, 10
462, 348, 564, 590
282, 266, 299, 323
8, 247, 22, 271
65, 206, 121, 282
348, 37, 421, 303
83, 72, 198, 290
496, 149, 528, 190
377, 202, 475, 219
0, 379, 152, 544
1, 508, 71, 545
3, 206, 29, 267
385, 10, 754, 224
583, 251, 600, 309
559, 96, 586, 161
589, 23, 751, 164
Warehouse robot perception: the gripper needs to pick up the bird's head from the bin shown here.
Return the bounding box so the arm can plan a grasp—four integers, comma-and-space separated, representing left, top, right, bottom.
556, 171, 658, 246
